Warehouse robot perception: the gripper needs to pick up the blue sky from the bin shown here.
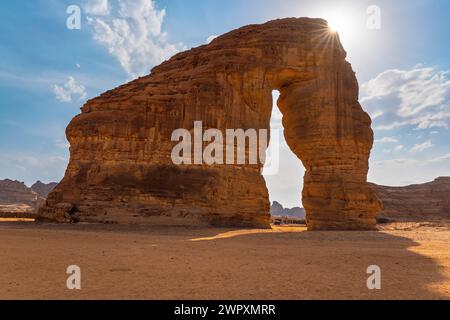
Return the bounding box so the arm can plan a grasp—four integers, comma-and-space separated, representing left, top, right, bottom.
0, 0, 449, 208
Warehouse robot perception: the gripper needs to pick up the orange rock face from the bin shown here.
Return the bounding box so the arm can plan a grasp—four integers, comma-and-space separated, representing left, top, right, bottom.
39, 18, 381, 230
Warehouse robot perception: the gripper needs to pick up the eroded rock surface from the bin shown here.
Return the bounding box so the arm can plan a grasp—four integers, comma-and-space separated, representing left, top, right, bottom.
0, 179, 38, 214
271, 201, 306, 219
31, 181, 58, 198
371, 177, 450, 221
39, 18, 380, 230
0, 180, 58, 216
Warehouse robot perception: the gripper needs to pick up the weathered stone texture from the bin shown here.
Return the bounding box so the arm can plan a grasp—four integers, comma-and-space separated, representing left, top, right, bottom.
371, 177, 450, 220
0, 180, 58, 216
31, 181, 58, 198
0, 179, 38, 214
39, 18, 380, 230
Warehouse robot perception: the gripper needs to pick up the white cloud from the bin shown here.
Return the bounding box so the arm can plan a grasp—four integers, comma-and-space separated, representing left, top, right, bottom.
429, 153, 450, 162
361, 67, 450, 131
206, 35, 218, 44
369, 152, 450, 186
52, 77, 87, 103
85, 0, 110, 15
374, 137, 398, 144
371, 110, 384, 119
85, 0, 185, 78
410, 140, 435, 153
395, 145, 405, 151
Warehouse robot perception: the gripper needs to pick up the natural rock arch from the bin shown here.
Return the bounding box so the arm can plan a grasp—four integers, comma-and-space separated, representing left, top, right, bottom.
39, 18, 381, 230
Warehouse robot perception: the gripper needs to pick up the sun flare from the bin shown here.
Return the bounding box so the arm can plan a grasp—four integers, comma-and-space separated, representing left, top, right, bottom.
310, 4, 362, 50
326, 13, 355, 39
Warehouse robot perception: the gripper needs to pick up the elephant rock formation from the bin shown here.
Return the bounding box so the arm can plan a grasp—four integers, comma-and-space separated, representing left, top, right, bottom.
39, 18, 380, 230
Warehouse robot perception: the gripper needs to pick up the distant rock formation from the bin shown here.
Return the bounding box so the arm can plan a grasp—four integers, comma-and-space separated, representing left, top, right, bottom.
0, 179, 38, 214
39, 18, 380, 230
0, 179, 58, 216
370, 177, 450, 220
31, 181, 58, 198
270, 201, 306, 219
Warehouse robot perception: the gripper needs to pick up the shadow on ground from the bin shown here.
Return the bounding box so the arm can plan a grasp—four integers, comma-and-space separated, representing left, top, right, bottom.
0, 222, 448, 299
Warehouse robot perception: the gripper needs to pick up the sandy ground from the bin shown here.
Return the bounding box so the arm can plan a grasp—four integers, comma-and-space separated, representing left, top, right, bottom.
0, 221, 449, 300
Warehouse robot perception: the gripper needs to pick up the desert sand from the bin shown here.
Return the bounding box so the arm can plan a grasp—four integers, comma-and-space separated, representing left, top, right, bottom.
0, 221, 449, 300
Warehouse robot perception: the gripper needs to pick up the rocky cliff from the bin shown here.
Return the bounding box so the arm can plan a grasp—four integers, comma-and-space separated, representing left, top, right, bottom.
38, 18, 380, 230
0, 179, 38, 213
0, 180, 57, 215
31, 181, 58, 198
271, 201, 306, 219
371, 177, 450, 220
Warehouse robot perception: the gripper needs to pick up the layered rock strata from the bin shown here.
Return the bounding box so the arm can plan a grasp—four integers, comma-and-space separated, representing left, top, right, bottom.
0, 180, 57, 216
39, 18, 380, 230
371, 177, 450, 220
0, 179, 38, 214
31, 181, 58, 198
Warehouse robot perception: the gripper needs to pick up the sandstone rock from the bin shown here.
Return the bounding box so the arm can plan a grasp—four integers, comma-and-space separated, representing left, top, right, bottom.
0, 179, 38, 213
39, 18, 380, 230
31, 181, 58, 198
0, 179, 56, 216
270, 201, 306, 219
271, 201, 284, 216
37, 202, 78, 223
371, 177, 450, 221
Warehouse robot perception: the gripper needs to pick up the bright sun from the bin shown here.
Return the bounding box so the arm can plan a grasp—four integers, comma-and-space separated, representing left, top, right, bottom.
326, 13, 354, 38
308, 3, 361, 46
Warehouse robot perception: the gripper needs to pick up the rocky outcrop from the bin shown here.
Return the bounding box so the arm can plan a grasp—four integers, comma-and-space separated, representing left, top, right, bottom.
271, 201, 306, 219
31, 181, 58, 198
0, 179, 38, 214
0, 180, 57, 216
371, 177, 450, 221
39, 18, 380, 230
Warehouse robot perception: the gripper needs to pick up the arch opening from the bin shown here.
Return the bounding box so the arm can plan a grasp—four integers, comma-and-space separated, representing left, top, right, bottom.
263, 90, 306, 223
